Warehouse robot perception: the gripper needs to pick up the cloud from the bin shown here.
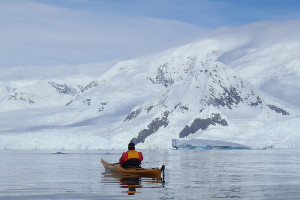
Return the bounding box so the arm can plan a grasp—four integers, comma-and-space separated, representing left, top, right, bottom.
2, 0, 300, 81
0, 0, 206, 69
211, 19, 300, 56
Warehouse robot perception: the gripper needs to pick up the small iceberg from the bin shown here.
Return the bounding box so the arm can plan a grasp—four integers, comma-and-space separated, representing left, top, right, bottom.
52, 152, 66, 154
172, 139, 251, 150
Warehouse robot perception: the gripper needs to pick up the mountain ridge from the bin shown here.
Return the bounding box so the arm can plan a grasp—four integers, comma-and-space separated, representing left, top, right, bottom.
0, 22, 299, 149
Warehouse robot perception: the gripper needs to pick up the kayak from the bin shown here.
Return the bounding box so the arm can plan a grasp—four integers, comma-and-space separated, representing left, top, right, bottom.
101, 158, 164, 179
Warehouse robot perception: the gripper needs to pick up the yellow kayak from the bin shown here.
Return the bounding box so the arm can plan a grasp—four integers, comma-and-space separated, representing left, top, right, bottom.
101, 158, 164, 179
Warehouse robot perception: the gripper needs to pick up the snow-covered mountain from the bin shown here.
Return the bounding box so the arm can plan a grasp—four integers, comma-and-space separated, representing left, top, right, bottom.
1, 21, 300, 150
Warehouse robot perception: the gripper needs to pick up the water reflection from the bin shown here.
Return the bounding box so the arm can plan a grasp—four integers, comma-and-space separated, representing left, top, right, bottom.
119, 175, 141, 195
101, 172, 163, 195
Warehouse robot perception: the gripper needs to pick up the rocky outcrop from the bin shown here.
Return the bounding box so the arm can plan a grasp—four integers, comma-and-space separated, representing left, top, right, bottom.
155, 63, 174, 88
179, 113, 228, 138
124, 108, 142, 121
131, 111, 170, 144
6, 87, 35, 104
81, 81, 99, 93
267, 104, 289, 115
48, 81, 78, 96
98, 101, 108, 112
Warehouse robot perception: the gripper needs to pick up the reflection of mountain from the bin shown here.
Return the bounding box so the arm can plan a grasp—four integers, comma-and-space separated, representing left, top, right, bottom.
1, 24, 300, 150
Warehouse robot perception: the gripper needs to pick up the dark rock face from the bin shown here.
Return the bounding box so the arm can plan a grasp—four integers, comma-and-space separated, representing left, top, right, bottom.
174, 103, 189, 112
155, 63, 174, 88
98, 101, 108, 112
202, 65, 289, 117
48, 81, 77, 96
65, 99, 73, 106
267, 104, 289, 115
131, 111, 170, 144
179, 113, 228, 138
148, 57, 196, 88
124, 108, 142, 121
202, 65, 248, 109
146, 105, 153, 113
125, 105, 155, 121
83, 98, 91, 105
7, 87, 35, 104
250, 96, 263, 107
207, 86, 243, 109
82, 81, 99, 93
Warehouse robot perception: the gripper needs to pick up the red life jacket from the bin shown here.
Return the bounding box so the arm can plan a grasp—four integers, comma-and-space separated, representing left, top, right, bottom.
119, 150, 143, 166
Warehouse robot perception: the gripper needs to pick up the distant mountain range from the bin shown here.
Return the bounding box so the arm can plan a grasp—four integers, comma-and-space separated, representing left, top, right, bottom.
1, 21, 300, 150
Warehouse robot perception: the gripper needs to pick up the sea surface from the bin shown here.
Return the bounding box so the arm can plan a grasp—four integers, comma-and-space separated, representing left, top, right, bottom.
1, 149, 300, 200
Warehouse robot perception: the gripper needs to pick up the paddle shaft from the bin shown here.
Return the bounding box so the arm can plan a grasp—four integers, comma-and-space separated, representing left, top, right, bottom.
161, 165, 165, 184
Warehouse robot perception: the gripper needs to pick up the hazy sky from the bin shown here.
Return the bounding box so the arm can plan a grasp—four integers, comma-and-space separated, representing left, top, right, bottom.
1, 0, 300, 69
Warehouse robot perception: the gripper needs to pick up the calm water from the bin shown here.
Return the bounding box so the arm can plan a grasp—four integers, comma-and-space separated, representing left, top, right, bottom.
1, 149, 300, 199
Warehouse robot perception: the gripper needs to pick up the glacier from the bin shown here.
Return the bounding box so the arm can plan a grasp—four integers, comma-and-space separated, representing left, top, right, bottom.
0, 20, 300, 150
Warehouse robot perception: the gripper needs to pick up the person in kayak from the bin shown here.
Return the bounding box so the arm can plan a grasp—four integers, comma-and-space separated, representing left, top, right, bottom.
119, 142, 143, 168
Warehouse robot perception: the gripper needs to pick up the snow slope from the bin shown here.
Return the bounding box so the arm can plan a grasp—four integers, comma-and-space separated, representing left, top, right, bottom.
0, 20, 300, 150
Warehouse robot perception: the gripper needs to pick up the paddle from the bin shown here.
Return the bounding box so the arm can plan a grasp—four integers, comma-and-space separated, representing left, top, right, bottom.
161, 165, 165, 184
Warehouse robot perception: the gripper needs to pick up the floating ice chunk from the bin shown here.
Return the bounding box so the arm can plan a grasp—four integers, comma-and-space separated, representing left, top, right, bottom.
172, 139, 251, 150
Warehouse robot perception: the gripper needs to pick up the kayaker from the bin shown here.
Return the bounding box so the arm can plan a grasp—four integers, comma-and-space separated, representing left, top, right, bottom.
119, 142, 143, 168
